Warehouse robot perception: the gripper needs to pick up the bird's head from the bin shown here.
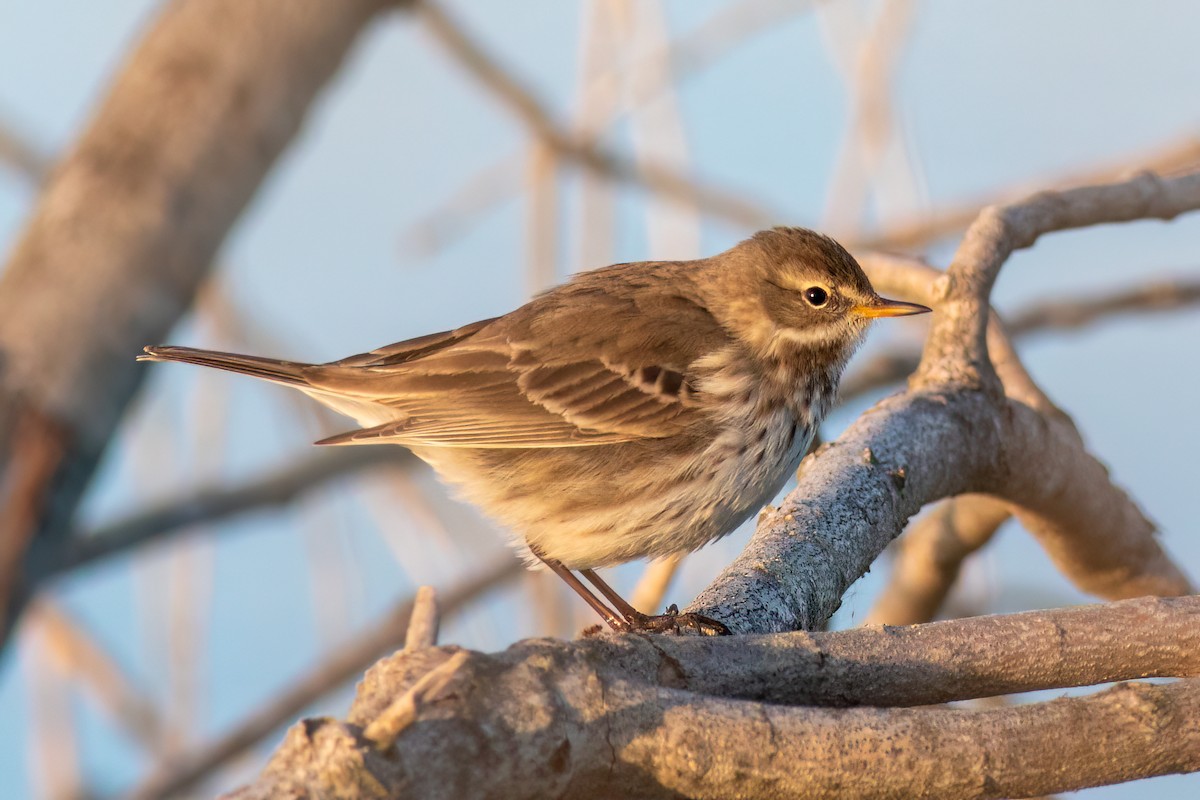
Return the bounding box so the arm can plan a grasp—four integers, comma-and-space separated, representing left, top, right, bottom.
713, 227, 930, 360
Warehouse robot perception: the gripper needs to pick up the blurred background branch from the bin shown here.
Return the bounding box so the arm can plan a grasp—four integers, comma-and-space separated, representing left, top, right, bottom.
0, 1, 1197, 798
0, 0, 404, 654
45, 448, 413, 578
415, 0, 780, 230
127, 560, 519, 800
0, 113, 52, 184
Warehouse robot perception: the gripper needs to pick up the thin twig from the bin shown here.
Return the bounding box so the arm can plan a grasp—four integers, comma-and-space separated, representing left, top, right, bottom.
619, 0, 702, 260
0, 113, 52, 184
163, 328, 227, 757
21, 620, 84, 800
28, 598, 167, 756
403, 158, 522, 257
1007, 274, 1200, 336
569, 0, 621, 272
403, 586, 440, 651
602, 0, 812, 116
524, 569, 571, 637
857, 134, 1200, 251
525, 140, 559, 294
819, 0, 919, 233
362, 650, 468, 748
42, 447, 412, 580
415, 0, 779, 230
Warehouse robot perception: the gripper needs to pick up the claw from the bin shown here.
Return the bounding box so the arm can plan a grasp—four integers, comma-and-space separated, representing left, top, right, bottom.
621, 607, 731, 636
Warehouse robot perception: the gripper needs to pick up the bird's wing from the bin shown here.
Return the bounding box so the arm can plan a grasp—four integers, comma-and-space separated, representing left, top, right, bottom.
307, 263, 731, 448
329, 317, 499, 367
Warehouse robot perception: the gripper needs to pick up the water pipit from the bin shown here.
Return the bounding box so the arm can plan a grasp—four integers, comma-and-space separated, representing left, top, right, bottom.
140, 227, 929, 635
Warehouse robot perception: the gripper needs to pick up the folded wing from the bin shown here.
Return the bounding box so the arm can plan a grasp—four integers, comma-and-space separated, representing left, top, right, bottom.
308, 262, 729, 449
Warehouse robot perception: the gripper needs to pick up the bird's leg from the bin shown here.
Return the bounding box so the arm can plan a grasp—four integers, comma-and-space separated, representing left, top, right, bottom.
536, 555, 628, 632
576, 568, 641, 619
534, 547, 730, 636
579, 568, 731, 636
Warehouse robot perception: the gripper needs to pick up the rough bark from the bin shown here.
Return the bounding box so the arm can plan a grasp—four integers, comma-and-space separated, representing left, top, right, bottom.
687, 387, 1188, 633
0, 0, 400, 642
226, 596, 1200, 799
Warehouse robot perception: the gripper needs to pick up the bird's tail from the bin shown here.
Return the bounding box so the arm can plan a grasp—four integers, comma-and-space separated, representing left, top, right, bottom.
138, 345, 311, 387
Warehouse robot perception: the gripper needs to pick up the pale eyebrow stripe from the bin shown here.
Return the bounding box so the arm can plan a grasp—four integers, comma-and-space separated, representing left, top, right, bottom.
770, 276, 832, 293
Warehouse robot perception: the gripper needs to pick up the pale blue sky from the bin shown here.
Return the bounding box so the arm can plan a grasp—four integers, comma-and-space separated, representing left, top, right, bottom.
1, 1, 1198, 797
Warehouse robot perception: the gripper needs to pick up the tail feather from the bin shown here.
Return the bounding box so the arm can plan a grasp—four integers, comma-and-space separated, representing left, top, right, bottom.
138, 345, 311, 387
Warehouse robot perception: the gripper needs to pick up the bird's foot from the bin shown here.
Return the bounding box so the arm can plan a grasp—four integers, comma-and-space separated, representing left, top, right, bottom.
621, 604, 730, 636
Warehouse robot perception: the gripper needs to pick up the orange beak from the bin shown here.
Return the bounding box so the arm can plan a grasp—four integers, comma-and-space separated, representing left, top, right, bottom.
853, 296, 932, 318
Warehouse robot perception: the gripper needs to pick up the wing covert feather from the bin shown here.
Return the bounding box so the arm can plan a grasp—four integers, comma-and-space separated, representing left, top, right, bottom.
307, 261, 731, 448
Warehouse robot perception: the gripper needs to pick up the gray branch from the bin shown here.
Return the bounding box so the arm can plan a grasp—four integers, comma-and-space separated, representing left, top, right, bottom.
226, 596, 1200, 799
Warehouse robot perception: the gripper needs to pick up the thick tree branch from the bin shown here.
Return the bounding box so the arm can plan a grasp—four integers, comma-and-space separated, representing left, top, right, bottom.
0, 0, 400, 646
242, 678, 1199, 800
687, 388, 1188, 632
228, 596, 1200, 799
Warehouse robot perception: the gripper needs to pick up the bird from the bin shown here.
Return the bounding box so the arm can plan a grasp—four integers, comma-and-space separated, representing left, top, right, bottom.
139, 227, 929, 635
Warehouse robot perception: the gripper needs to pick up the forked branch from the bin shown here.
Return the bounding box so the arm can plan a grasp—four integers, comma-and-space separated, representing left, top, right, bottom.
227, 596, 1200, 799
686, 171, 1199, 633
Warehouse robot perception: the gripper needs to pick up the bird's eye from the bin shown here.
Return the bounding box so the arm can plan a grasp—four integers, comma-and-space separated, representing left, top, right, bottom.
804, 287, 829, 307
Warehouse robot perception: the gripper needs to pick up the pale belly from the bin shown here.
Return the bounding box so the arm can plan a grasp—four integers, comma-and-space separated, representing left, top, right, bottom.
411, 405, 816, 570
